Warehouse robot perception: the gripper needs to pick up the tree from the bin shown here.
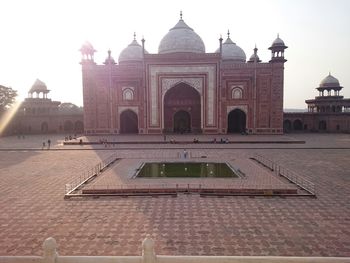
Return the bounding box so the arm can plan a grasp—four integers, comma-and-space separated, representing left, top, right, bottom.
0, 85, 17, 114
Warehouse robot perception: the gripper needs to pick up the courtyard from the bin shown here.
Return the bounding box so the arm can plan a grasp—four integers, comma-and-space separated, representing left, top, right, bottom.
0, 133, 349, 256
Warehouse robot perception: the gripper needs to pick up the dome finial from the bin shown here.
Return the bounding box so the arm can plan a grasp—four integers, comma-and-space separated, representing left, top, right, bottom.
227, 30, 230, 39
277, 33, 280, 38
329, 71, 331, 76
108, 49, 111, 58
180, 10, 183, 20
254, 44, 258, 54
133, 32, 136, 40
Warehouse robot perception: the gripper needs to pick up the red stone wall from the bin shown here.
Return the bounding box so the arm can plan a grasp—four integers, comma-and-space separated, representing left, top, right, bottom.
82, 54, 285, 135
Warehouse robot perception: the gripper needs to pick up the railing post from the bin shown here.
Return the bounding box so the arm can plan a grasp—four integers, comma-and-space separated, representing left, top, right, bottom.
42, 237, 58, 263
142, 235, 156, 263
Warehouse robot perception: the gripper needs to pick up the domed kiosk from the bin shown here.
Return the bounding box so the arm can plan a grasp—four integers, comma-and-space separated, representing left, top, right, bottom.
268, 34, 288, 62
284, 73, 350, 133
28, 79, 49, 99
306, 73, 348, 113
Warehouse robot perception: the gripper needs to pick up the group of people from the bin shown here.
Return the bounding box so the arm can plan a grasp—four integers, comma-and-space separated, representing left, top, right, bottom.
42, 139, 51, 150
99, 138, 113, 147
212, 138, 230, 144
64, 134, 77, 141
193, 138, 199, 143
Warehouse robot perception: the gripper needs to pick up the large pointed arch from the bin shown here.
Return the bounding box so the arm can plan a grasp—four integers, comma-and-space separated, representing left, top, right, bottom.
163, 82, 201, 133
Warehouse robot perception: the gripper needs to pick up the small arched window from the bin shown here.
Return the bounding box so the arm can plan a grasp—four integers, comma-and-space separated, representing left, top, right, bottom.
123, 89, 134, 100
232, 87, 243, 99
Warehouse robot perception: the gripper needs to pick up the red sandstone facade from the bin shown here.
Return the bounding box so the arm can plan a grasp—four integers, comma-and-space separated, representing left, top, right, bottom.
80, 16, 287, 135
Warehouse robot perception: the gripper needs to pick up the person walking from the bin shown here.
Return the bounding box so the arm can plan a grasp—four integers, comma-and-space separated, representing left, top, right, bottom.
47, 139, 51, 149
183, 149, 188, 159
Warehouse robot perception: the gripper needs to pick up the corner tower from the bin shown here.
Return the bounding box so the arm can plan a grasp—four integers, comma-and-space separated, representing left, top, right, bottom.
267, 34, 288, 133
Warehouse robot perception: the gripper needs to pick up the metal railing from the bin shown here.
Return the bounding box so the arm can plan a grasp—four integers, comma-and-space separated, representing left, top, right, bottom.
1, 236, 348, 263
64, 152, 119, 196
278, 165, 316, 195
252, 154, 316, 196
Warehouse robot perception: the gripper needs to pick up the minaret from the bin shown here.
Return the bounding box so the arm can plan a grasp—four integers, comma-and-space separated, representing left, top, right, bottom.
104, 49, 116, 65
141, 36, 145, 57
219, 34, 223, 58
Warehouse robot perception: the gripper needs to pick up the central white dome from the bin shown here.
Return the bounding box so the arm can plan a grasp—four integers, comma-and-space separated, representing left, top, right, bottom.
158, 18, 205, 54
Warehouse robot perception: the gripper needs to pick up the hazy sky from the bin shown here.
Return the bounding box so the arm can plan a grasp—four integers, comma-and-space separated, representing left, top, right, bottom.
0, 0, 349, 109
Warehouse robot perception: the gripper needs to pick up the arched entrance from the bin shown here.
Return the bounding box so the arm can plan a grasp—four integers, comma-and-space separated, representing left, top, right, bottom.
227, 109, 246, 133
163, 83, 201, 133
293, 119, 303, 131
283, 120, 292, 133
173, 110, 191, 133
120, 110, 138, 134
319, 120, 327, 131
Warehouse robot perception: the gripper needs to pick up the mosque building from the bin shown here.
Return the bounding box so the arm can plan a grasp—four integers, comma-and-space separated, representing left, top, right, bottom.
80, 13, 287, 135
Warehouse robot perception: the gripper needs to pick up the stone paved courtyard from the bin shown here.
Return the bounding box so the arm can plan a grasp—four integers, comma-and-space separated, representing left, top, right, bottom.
0, 134, 349, 256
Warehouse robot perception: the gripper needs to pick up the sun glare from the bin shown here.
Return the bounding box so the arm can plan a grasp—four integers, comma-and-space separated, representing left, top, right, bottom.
0, 100, 22, 135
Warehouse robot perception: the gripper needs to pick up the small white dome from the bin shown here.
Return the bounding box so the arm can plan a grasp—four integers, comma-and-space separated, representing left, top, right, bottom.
118, 38, 147, 63
271, 34, 286, 47
249, 53, 260, 62
29, 79, 48, 93
216, 37, 246, 62
320, 73, 340, 87
104, 50, 116, 65
158, 18, 205, 54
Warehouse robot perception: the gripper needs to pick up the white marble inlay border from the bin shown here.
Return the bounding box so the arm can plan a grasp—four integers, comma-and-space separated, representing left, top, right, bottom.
118, 106, 139, 116
162, 78, 203, 94
227, 105, 248, 114
149, 65, 216, 126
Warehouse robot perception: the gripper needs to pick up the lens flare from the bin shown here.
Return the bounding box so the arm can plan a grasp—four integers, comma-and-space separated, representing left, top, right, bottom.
0, 100, 22, 135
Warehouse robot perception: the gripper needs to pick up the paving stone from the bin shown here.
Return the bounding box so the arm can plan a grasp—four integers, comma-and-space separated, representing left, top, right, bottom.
0, 134, 349, 257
